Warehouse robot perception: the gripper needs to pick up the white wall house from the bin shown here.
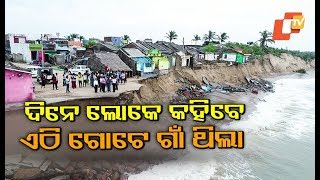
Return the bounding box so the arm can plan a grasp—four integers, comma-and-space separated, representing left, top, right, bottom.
7, 34, 32, 63
221, 52, 237, 62
177, 51, 192, 67
205, 53, 219, 61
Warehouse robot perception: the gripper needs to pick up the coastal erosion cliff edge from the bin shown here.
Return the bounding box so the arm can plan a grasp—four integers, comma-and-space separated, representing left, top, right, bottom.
134, 53, 314, 103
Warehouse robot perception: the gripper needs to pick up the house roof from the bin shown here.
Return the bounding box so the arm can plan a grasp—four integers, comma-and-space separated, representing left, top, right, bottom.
224, 48, 251, 55
123, 42, 173, 55
5, 67, 32, 74
155, 41, 186, 53
95, 52, 132, 71
122, 48, 146, 57
132, 57, 153, 64
5, 62, 32, 73
97, 42, 119, 52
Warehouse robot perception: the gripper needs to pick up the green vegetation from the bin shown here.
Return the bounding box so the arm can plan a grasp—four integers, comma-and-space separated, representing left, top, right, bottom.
225, 42, 315, 61
258, 30, 275, 48
83, 40, 97, 48
203, 30, 216, 42
123, 35, 131, 41
203, 42, 216, 53
166, 31, 178, 42
218, 32, 229, 43
193, 34, 201, 45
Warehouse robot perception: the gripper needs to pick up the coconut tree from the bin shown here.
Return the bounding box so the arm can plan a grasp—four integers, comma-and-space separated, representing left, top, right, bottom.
203, 30, 216, 42
193, 34, 201, 45
218, 32, 229, 43
122, 35, 131, 45
166, 31, 178, 43
258, 30, 275, 48
68, 33, 79, 41
79, 35, 85, 42
123, 35, 131, 41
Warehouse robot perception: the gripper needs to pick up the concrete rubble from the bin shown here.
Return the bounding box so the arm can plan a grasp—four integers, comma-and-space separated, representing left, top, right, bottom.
5, 153, 159, 180
171, 76, 275, 102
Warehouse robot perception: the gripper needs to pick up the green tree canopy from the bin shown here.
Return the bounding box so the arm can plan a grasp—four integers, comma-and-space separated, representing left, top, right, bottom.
203, 42, 216, 53
258, 30, 275, 48
166, 31, 178, 42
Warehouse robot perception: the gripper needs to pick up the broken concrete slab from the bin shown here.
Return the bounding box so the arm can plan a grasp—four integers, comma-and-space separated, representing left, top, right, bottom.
21, 153, 46, 168
5, 169, 15, 178
5, 164, 21, 171
5, 154, 22, 165
13, 168, 41, 180
15, 162, 33, 167
54, 159, 71, 169
55, 168, 64, 173
40, 160, 52, 171
49, 175, 70, 180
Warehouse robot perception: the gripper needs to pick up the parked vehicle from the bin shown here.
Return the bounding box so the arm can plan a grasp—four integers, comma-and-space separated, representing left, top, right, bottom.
37, 67, 54, 84
26, 66, 40, 78
69, 65, 91, 75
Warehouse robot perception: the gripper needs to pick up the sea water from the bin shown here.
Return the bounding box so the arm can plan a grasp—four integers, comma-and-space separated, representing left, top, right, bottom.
129, 71, 315, 180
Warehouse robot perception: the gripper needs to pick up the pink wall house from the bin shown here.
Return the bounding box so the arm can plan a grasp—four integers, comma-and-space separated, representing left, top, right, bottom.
5, 68, 35, 103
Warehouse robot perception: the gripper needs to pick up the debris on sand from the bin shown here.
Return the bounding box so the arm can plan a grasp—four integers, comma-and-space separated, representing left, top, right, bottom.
241, 77, 274, 93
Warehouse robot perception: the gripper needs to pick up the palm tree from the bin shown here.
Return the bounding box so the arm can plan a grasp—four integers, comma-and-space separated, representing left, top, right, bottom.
79, 36, 85, 42
218, 32, 229, 43
123, 35, 131, 41
258, 30, 275, 48
68, 33, 79, 41
193, 35, 201, 45
166, 31, 178, 43
203, 30, 216, 42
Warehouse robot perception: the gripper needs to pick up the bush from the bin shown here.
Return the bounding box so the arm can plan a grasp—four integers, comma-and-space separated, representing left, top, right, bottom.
225, 42, 315, 61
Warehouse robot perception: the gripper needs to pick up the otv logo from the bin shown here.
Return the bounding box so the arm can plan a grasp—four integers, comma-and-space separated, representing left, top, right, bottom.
272, 12, 305, 40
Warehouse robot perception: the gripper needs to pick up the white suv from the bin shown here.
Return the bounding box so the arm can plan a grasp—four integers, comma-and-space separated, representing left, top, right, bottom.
69, 65, 91, 75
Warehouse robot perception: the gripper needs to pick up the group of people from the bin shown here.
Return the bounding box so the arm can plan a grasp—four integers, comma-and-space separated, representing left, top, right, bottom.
61, 69, 127, 94
90, 71, 127, 93
62, 71, 90, 93
40, 73, 59, 90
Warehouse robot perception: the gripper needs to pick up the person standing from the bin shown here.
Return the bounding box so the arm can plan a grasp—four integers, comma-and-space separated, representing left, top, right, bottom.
83, 71, 89, 87
41, 74, 46, 88
65, 75, 70, 93
121, 71, 126, 84
112, 76, 117, 92
106, 76, 111, 92
97, 73, 101, 91
100, 75, 106, 92
52, 74, 58, 90
90, 72, 94, 87
93, 77, 98, 93
63, 71, 66, 86
104, 65, 109, 73
78, 72, 83, 88
116, 71, 120, 84
71, 74, 77, 89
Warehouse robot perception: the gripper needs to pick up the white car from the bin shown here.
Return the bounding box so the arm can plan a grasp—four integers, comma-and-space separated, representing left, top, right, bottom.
26, 66, 41, 78
69, 65, 91, 75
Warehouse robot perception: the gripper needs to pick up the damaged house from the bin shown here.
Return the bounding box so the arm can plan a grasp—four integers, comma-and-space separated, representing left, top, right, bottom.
118, 48, 155, 76
155, 41, 194, 69
124, 41, 171, 74
221, 48, 251, 64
